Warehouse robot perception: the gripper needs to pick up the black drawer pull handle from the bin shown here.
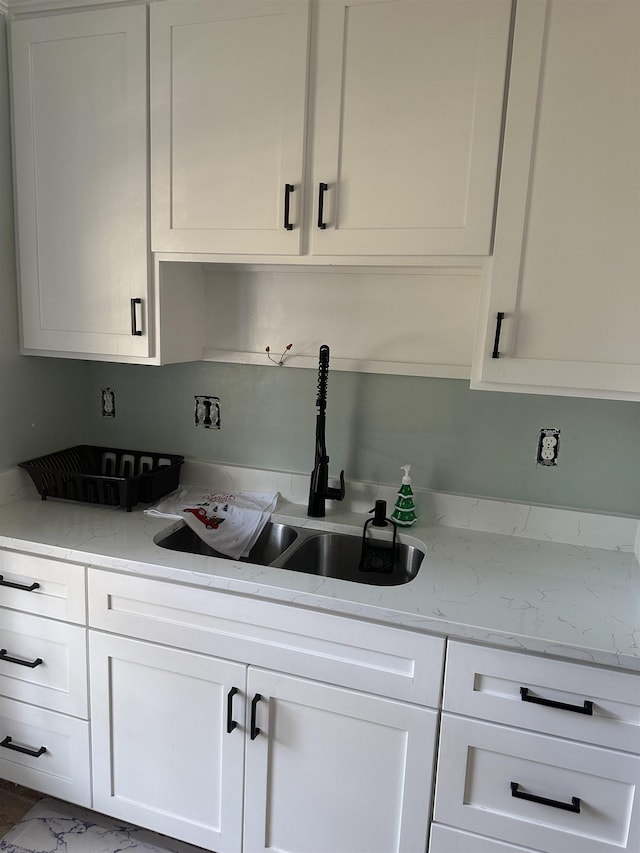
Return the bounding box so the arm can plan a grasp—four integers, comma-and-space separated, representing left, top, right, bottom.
284, 183, 295, 230
0, 648, 43, 669
1, 736, 47, 758
130, 298, 143, 336
317, 182, 328, 229
250, 693, 262, 740
492, 311, 505, 358
520, 687, 593, 715
0, 575, 39, 592
227, 686, 239, 734
511, 781, 580, 813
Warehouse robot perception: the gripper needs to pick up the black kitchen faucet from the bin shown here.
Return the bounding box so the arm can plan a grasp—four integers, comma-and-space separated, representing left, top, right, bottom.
307, 344, 345, 517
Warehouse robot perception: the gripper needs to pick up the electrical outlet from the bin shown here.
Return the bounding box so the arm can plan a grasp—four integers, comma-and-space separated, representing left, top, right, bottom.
537, 428, 560, 466
194, 395, 221, 429
101, 388, 116, 418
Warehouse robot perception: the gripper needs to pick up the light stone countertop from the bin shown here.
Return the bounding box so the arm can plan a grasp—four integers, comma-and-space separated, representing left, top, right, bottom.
0, 464, 637, 673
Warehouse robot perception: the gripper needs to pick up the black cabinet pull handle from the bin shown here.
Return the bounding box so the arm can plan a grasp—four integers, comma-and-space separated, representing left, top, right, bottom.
0, 575, 39, 592
1, 736, 46, 758
227, 686, 239, 734
317, 182, 328, 229
130, 298, 142, 336
284, 183, 295, 231
492, 311, 505, 358
0, 648, 43, 669
250, 693, 262, 740
520, 687, 593, 715
511, 781, 580, 813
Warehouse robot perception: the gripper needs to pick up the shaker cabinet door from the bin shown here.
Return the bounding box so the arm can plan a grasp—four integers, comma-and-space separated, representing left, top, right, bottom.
90, 632, 246, 853
472, 0, 640, 400
309, 0, 512, 257
151, 0, 310, 255
243, 668, 438, 853
11, 6, 150, 359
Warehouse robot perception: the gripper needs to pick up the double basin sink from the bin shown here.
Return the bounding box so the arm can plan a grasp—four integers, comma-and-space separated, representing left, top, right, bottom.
156, 520, 425, 586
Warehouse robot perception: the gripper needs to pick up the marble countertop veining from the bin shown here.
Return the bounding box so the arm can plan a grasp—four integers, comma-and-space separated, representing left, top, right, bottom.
0, 481, 637, 673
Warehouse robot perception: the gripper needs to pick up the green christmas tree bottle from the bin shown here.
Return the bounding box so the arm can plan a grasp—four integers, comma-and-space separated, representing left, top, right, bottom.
391, 465, 417, 527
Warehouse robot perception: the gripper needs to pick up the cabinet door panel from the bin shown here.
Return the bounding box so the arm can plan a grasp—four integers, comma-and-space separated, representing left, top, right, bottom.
90, 632, 246, 852
429, 824, 537, 852
435, 715, 640, 853
151, 0, 309, 254
443, 641, 640, 753
0, 611, 87, 717
0, 695, 91, 807
0, 550, 85, 624
11, 7, 149, 358
310, 0, 511, 256
244, 668, 437, 853
472, 0, 640, 400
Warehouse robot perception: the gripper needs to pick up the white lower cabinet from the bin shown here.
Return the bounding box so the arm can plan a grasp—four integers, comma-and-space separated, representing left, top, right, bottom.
431, 641, 640, 853
0, 695, 90, 806
90, 633, 245, 852
430, 823, 539, 852
0, 551, 90, 804
88, 568, 441, 853
434, 715, 639, 853
243, 668, 436, 853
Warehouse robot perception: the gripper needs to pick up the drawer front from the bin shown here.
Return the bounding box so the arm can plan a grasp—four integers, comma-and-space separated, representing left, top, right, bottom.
0, 549, 85, 623
0, 610, 87, 717
0, 695, 91, 807
434, 715, 640, 853
429, 824, 538, 852
88, 568, 444, 706
444, 641, 640, 752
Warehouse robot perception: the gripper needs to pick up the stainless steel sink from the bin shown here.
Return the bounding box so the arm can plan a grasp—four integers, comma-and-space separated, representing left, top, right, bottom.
281, 532, 424, 586
155, 521, 424, 585
156, 522, 298, 566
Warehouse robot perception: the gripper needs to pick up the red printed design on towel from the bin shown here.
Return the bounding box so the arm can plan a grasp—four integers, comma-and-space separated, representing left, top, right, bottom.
183, 507, 226, 530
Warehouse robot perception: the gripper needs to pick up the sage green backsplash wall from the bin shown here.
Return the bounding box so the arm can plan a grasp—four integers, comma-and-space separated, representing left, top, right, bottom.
86, 361, 640, 518
0, 18, 87, 470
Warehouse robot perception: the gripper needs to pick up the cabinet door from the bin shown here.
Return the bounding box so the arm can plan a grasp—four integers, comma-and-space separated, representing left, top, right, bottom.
0, 695, 91, 807
11, 7, 150, 359
435, 715, 640, 853
472, 0, 640, 400
0, 610, 87, 717
309, 0, 512, 257
243, 668, 437, 853
89, 632, 246, 852
151, 0, 309, 255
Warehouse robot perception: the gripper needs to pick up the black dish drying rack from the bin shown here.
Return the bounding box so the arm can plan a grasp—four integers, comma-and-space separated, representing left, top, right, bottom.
19, 445, 184, 511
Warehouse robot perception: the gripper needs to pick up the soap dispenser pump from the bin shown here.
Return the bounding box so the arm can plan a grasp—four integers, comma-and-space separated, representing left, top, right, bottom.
391, 465, 417, 527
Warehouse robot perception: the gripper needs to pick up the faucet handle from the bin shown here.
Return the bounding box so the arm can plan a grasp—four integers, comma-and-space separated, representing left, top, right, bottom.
326, 469, 345, 501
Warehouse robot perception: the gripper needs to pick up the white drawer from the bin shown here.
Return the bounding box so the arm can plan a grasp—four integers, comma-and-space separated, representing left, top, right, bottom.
430, 824, 539, 852
434, 715, 640, 853
0, 609, 87, 717
0, 695, 91, 807
88, 568, 444, 707
444, 641, 640, 752
0, 549, 85, 623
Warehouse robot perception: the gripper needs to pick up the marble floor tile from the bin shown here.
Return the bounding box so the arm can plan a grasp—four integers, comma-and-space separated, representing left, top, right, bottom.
0, 797, 207, 852
0, 783, 44, 838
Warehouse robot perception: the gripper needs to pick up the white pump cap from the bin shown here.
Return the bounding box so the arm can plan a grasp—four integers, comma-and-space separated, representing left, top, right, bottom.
401, 464, 412, 485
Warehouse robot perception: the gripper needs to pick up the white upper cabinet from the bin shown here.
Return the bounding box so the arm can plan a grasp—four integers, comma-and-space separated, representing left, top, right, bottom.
309, 0, 512, 257
11, 6, 151, 359
472, 0, 640, 401
150, 0, 310, 255
150, 0, 512, 259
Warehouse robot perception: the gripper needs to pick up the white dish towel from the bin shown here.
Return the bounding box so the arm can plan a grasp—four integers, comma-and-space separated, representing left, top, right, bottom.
146, 486, 278, 560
